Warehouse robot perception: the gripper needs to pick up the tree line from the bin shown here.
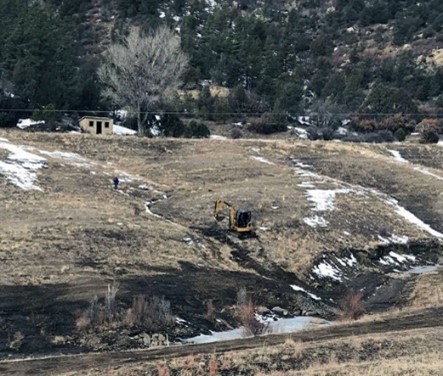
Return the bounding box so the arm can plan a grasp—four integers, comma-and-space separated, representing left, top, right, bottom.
0, 0, 442, 136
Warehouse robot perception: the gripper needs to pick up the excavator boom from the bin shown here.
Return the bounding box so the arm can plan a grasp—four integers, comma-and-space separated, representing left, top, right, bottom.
214, 199, 253, 233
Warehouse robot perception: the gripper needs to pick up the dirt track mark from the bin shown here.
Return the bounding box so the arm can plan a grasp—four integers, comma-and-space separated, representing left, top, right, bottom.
0, 307, 441, 376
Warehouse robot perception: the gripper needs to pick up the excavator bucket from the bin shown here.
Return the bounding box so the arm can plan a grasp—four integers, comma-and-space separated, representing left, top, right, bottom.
215, 214, 225, 222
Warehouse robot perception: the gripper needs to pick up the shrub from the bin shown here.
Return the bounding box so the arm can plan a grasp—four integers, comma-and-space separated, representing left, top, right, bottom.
237, 300, 268, 336
306, 126, 335, 140
230, 127, 243, 139
394, 128, 406, 142
416, 118, 443, 134
381, 114, 414, 132
125, 295, 175, 330
319, 127, 334, 140
161, 114, 186, 137
184, 120, 210, 138
353, 114, 414, 133
0, 94, 30, 128
247, 112, 287, 134
0, 112, 20, 127
105, 282, 119, 321
208, 359, 217, 376
420, 131, 439, 144
75, 296, 99, 331
306, 126, 321, 140
76, 294, 176, 332
342, 130, 395, 143
204, 300, 215, 321
337, 290, 365, 320
157, 364, 170, 376
236, 287, 247, 306
32, 104, 61, 122
364, 130, 395, 143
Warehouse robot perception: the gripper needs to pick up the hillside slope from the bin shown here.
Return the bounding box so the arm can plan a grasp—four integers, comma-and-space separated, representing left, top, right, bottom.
0, 129, 442, 358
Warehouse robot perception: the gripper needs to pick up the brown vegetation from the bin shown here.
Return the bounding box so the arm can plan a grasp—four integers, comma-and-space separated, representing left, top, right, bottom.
337, 290, 365, 321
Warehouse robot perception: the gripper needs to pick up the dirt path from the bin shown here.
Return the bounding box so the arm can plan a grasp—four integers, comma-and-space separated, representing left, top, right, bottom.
1, 307, 441, 376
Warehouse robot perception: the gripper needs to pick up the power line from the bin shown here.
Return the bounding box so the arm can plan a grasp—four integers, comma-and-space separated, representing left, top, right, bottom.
1, 108, 443, 117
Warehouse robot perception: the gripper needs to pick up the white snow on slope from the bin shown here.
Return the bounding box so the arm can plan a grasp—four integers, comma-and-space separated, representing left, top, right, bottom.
290, 285, 321, 300
303, 215, 329, 228
113, 124, 137, 135
294, 158, 443, 239
16, 118, 44, 129
250, 155, 274, 165
378, 234, 409, 245
184, 316, 325, 344
0, 139, 46, 190
210, 135, 227, 140
384, 197, 443, 238
312, 261, 343, 281
413, 167, 443, 181
336, 254, 358, 267
292, 127, 308, 139
305, 189, 353, 211
380, 251, 416, 266
387, 149, 408, 163
38, 150, 92, 168
387, 148, 443, 180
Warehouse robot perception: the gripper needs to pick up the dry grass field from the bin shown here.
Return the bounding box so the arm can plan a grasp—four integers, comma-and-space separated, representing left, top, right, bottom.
55, 326, 443, 376
0, 128, 442, 373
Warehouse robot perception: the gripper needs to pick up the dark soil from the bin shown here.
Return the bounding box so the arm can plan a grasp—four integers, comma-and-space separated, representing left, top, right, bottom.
0, 307, 441, 376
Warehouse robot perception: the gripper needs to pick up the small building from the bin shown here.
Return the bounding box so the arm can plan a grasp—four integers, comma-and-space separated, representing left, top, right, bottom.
79, 116, 113, 135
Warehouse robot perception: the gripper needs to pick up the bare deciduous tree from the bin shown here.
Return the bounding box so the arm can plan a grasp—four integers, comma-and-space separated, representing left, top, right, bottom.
98, 27, 188, 135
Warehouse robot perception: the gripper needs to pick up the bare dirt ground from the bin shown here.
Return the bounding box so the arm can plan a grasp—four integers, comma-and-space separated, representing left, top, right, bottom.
0, 307, 441, 375
0, 128, 442, 373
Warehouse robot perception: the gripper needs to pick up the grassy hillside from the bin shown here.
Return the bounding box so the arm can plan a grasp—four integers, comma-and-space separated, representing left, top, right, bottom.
0, 129, 442, 360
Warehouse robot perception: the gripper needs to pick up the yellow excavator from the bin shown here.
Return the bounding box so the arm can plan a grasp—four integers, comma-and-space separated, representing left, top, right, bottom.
214, 199, 253, 234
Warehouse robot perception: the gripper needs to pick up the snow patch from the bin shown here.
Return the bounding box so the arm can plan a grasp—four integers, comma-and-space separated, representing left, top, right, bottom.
297, 116, 311, 126
0, 139, 46, 190
250, 156, 274, 165
184, 316, 324, 344
380, 251, 416, 265
389, 251, 415, 263
384, 197, 443, 238
387, 149, 408, 163
413, 167, 443, 181
305, 189, 353, 211
342, 254, 357, 266
378, 234, 409, 245
292, 156, 443, 240
290, 285, 321, 300
387, 149, 443, 180
38, 150, 91, 167
303, 215, 329, 228
17, 118, 44, 129
312, 261, 343, 281
113, 124, 137, 135
292, 127, 308, 139
298, 182, 315, 188
408, 265, 441, 274
336, 126, 348, 135
210, 135, 227, 140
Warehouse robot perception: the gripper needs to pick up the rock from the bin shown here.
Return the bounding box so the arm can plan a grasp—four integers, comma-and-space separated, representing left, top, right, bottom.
255, 305, 270, 314
271, 306, 289, 316
141, 333, 151, 346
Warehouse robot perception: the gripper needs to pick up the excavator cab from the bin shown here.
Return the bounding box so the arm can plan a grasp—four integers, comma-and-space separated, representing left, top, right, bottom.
236, 209, 252, 229
214, 200, 253, 233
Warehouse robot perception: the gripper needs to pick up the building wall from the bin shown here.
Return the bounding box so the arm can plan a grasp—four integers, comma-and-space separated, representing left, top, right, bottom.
79, 117, 113, 135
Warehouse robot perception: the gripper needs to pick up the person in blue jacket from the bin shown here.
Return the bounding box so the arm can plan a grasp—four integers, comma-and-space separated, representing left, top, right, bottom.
113, 176, 119, 189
